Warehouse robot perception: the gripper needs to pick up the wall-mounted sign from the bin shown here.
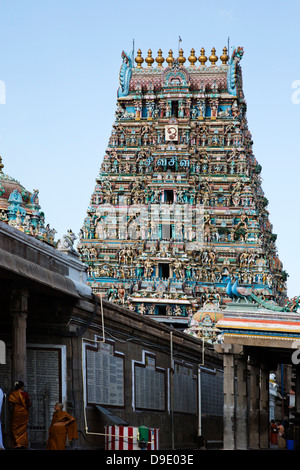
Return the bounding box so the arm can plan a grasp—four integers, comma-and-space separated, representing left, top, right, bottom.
156, 157, 189, 168
0, 341, 5, 364
86, 342, 124, 406
165, 125, 178, 141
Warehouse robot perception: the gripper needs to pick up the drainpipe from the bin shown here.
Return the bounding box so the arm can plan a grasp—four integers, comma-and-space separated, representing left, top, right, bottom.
198, 365, 202, 438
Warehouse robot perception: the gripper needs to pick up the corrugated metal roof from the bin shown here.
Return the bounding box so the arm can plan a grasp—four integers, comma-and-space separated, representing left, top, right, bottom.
95, 405, 129, 426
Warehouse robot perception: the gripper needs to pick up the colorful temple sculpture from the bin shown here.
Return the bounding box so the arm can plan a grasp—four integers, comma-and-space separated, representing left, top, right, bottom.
78, 46, 289, 330
0, 156, 56, 246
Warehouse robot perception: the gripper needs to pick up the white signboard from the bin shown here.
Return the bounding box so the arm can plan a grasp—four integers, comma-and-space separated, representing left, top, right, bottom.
0, 341, 5, 364
165, 125, 178, 141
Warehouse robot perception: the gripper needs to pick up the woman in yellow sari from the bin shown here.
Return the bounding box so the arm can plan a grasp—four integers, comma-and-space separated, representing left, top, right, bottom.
8, 381, 31, 448
47, 402, 78, 450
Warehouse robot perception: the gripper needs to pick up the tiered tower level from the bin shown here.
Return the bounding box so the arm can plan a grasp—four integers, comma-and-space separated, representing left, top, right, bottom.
79, 46, 287, 329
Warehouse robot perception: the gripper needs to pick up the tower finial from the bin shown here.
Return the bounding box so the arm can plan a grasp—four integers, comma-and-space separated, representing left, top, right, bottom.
135, 49, 144, 68
220, 47, 229, 64
198, 48, 207, 66
145, 49, 154, 68
155, 49, 164, 68
177, 48, 186, 66
209, 47, 218, 65
166, 49, 174, 67
188, 48, 197, 67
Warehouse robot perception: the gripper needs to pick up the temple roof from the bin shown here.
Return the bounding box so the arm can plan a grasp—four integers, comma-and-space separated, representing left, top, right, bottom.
118, 46, 244, 99
215, 299, 300, 345
0, 156, 56, 246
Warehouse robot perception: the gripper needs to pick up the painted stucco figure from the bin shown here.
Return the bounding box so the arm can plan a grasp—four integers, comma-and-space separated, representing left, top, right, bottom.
117, 50, 134, 98
227, 46, 244, 96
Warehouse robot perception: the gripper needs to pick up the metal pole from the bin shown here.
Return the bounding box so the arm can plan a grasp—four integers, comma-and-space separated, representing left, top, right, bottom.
170, 332, 174, 449
178, 36, 182, 55
133, 39, 135, 65
45, 383, 50, 444
100, 294, 105, 342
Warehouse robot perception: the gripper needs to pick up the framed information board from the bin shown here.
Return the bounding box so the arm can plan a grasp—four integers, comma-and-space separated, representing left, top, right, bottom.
86, 341, 125, 407
173, 363, 197, 414
0, 345, 64, 428
134, 353, 166, 411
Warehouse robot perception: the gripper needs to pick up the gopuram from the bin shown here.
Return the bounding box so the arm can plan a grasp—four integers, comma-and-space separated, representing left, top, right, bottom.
78, 46, 288, 332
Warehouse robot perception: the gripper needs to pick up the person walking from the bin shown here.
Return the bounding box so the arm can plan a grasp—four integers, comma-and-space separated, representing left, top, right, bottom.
8, 381, 31, 449
46, 402, 78, 450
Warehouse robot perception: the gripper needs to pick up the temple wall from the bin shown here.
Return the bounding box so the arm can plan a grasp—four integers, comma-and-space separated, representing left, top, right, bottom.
0, 222, 223, 449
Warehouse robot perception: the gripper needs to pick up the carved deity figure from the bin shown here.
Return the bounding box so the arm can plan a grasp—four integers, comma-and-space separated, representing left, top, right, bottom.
173, 258, 184, 279
144, 258, 153, 279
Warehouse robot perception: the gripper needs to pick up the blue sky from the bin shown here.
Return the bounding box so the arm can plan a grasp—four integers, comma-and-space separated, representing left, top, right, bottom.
0, 0, 299, 298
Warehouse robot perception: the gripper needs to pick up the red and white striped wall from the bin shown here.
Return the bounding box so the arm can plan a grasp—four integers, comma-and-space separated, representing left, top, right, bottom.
105, 425, 159, 450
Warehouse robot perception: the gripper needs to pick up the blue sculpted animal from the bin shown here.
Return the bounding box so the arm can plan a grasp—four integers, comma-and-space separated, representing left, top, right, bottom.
225, 277, 235, 300
231, 276, 252, 302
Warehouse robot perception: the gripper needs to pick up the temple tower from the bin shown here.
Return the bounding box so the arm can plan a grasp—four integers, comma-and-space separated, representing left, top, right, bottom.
78, 46, 287, 330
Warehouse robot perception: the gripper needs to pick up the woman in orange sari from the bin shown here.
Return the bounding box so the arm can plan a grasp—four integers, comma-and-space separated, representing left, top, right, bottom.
47, 402, 78, 450
8, 381, 31, 448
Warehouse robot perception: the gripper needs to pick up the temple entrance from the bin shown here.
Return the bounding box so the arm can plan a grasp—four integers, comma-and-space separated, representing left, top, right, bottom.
159, 263, 170, 279
215, 342, 299, 450
164, 190, 174, 204
171, 101, 178, 117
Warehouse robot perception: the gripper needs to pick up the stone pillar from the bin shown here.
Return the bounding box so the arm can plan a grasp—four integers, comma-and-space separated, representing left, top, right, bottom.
295, 364, 300, 414
223, 350, 235, 449
215, 344, 244, 450
236, 355, 248, 449
259, 364, 270, 449
10, 288, 29, 386
248, 360, 260, 449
